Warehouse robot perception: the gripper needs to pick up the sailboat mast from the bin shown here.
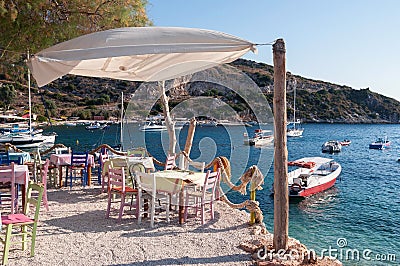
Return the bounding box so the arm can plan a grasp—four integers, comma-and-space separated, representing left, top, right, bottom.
27, 51, 32, 134
120, 92, 123, 150
293, 78, 296, 129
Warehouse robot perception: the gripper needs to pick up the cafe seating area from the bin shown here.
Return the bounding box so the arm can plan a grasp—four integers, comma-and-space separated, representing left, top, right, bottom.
0, 144, 226, 264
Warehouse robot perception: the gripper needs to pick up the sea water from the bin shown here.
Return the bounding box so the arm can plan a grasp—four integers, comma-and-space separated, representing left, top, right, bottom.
46, 123, 399, 265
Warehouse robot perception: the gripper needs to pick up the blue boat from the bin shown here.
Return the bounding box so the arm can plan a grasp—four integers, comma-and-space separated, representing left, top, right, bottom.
369, 137, 390, 149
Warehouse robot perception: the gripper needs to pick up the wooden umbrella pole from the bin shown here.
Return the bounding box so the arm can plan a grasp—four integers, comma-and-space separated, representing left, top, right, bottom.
159, 81, 177, 155
183, 118, 197, 167
273, 38, 289, 251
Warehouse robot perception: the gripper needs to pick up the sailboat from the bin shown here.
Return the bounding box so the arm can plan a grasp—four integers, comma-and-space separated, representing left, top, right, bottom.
287, 79, 304, 137
0, 52, 56, 149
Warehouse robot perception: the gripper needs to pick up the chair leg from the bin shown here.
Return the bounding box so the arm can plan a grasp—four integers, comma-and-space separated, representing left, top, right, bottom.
165, 195, 170, 223
101, 173, 107, 193
2, 225, 13, 265
118, 194, 126, 221
31, 223, 38, 257
150, 199, 155, 228
210, 202, 214, 220
201, 203, 205, 225
137, 194, 142, 224
106, 192, 112, 218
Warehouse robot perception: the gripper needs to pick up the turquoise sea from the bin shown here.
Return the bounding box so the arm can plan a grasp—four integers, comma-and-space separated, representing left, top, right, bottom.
45, 123, 399, 266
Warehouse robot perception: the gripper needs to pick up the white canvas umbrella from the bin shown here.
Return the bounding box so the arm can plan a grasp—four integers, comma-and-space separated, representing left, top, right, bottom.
27, 27, 256, 87
27, 26, 257, 154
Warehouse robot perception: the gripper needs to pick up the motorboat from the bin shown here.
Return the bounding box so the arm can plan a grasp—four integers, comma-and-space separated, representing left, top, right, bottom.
286, 157, 342, 198
321, 140, 342, 153
369, 137, 390, 149
85, 122, 109, 130
243, 129, 274, 146
339, 139, 351, 146
0, 131, 56, 149
139, 121, 167, 132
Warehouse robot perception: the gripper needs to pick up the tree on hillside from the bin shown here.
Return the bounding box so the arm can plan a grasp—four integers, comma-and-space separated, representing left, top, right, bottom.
0, 0, 152, 84
0, 83, 16, 109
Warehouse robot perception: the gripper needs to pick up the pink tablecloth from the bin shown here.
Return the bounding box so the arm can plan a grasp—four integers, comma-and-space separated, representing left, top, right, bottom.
50, 154, 95, 166
0, 164, 29, 186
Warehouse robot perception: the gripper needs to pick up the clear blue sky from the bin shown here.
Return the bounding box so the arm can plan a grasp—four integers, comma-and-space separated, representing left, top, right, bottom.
148, 0, 400, 101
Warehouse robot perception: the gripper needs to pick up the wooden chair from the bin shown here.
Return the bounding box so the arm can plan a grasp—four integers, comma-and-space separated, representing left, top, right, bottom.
99, 153, 109, 192
55, 147, 70, 154
67, 151, 88, 187
0, 182, 44, 265
106, 166, 138, 221
164, 154, 176, 170
184, 169, 221, 225
135, 172, 180, 227
0, 162, 17, 214
37, 159, 50, 211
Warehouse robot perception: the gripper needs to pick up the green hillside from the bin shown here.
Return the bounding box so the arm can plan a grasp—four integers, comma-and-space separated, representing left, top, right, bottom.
1, 58, 400, 123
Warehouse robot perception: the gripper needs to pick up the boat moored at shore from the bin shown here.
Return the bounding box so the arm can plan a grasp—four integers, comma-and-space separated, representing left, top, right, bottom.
286, 157, 342, 198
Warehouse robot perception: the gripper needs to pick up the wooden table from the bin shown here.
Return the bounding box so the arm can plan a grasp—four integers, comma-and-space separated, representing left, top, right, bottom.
50, 154, 95, 187
154, 170, 206, 224
0, 164, 29, 209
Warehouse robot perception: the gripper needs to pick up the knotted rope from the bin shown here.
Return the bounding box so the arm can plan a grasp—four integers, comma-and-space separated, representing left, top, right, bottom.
88, 144, 127, 156
0, 143, 25, 153
209, 157, 265, 224
40, 143, 67, 155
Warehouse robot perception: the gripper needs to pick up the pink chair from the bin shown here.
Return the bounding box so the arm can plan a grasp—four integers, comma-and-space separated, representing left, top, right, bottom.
184, 169, 221, 225
164, 154, 176, 170
0, 162, 17, 214
106, 166, 138, 221
38, 159, 50, 211
100, 153, 109, 193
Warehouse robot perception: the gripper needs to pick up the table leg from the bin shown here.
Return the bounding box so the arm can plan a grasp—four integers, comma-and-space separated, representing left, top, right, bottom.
87, 165, 92, 186
21, 184, 26, 209
179, 189, 184, 224
58, 166, 63, 187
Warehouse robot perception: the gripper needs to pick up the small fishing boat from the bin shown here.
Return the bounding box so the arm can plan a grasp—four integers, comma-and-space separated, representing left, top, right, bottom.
139, 121, 167, 132
369, 137, 390, 149
321, 140, 342, 153
286, 157, 342, 198
243, 129, 274, 146
85, 122, 109, 130
339, 139, 351, 146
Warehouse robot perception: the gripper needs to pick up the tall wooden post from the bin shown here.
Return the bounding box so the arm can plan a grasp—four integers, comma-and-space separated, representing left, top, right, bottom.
273, 38, 289, 251
159, 81, 177, 155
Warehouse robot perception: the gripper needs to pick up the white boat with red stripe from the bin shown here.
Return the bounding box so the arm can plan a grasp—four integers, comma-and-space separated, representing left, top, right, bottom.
287, 157, 342, 198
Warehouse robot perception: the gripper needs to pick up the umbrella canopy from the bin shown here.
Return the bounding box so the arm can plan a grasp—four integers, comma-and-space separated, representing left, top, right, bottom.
27, 27, 256, 87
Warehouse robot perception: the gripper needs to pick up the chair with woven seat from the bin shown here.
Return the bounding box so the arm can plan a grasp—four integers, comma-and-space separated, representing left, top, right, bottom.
135, 172, 181, 227
184, 169, 221, 225
106, 166, 138, 221
0, 182, 44, 265
67, 151, 88, 187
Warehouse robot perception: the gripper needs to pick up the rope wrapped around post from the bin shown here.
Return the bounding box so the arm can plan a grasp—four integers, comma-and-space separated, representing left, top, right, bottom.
211, 156, 265, 225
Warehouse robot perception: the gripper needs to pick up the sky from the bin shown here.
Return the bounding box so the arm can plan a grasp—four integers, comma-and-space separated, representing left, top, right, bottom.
147, 0, 400, 101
